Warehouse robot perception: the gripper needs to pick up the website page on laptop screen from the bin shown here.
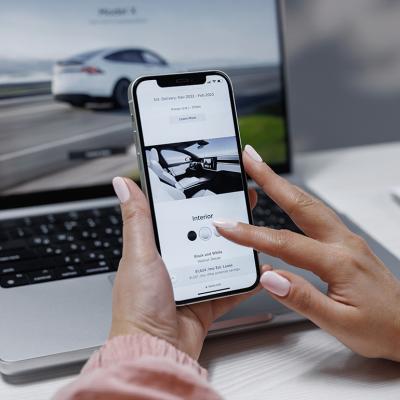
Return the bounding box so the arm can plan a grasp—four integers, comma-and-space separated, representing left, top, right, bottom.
0, 0, 286, 197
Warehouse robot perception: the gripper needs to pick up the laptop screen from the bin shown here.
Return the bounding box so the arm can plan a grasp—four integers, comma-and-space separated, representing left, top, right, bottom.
0, 0, 289, 205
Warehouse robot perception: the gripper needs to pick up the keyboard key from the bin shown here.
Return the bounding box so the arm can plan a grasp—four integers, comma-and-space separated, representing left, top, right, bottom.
47, 215, 57, 224
105, 248, 122, 259
82, 260, 112, 275
92, 240, 112, 249
83, 251, 106, 262
35, 246, 64, 257
109, 215, 120, 225
63, 221, 79, 231
67, 211, 79, 220
0, 266, 19, 275
22, 217, 33, 226
9, 227, 34, 239
37, 224, 52, 235
0, 273, 30, 288
0, 239, 26, 252
0, 249, 36, 263
62, 242, 86, 253
53, 234, 75, 243
0, 219, 18, 229
85, 218, 98, 229
0, 233, 9, 241
0, 256, 64, 275
54, 233, 68, 242
29, 236, 51, 246
28, 268, 55, 283
56, 265, 81, 279
64, 254, 82, 265
104, 227, 121, 236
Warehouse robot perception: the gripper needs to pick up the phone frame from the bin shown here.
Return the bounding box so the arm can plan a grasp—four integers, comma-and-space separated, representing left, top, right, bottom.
128, 70, 260, 305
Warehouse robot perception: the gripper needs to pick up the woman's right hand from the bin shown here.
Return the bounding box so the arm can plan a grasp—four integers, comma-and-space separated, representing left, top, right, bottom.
214, 145, 400, 361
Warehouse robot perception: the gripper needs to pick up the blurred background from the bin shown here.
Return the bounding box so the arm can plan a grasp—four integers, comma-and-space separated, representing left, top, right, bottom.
285, 0, 400, 152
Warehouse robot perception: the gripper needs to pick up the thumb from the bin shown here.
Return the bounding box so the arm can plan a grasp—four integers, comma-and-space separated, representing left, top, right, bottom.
260, 270, 343, 332
112, 177, 159, 263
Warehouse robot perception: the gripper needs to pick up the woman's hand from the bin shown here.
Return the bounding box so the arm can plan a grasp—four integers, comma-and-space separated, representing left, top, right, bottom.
214, 145, 400, 361
109, 177, 260, 360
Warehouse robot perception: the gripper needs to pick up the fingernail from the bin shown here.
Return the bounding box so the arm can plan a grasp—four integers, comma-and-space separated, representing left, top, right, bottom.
112, 177, 130, 204
260, 271, 291, 297
213, 219, 238, 229
244, 144, 263, 162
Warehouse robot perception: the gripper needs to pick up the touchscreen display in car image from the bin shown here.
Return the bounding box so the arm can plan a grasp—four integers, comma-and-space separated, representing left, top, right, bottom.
145, 136, 242, 203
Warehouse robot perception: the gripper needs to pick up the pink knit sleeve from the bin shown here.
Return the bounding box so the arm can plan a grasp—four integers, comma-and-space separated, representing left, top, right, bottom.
53, 333, 221, 400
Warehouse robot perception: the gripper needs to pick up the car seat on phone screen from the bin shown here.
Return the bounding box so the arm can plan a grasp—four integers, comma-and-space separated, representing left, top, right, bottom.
147, 149, 216, 200
148, 148, 177, 187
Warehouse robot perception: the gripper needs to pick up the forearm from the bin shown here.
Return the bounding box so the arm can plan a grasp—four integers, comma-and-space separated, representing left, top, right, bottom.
53, 333, 221, 400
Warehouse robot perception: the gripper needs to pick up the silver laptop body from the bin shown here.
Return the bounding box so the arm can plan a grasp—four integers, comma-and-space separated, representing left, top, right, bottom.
2, 178, 399, 376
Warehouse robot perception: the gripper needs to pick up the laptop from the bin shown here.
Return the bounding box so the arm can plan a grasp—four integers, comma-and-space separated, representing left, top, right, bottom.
1, 0, 399, 375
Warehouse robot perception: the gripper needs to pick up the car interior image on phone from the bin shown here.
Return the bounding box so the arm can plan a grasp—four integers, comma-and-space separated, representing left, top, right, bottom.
146, 137, 242, 201
131, 73, 259, 304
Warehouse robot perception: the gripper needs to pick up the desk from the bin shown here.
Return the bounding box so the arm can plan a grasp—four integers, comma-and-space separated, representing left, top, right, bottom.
2, 143, 400, 399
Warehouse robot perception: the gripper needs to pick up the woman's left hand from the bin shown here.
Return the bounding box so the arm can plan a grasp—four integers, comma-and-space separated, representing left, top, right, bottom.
109, 177, 261, 360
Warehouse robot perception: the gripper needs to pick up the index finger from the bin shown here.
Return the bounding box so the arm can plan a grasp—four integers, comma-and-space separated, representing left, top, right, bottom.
243, 145, 348, 242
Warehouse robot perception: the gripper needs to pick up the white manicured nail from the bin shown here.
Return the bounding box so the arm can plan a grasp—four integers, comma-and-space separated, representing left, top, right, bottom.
112, 177, 130, 204
260, 271, 291, 297
244, 144, 263, 162
213, 219, 238, 229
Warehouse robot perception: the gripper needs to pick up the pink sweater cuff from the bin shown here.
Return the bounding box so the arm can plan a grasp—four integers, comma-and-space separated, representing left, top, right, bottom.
82, 333, 207, 379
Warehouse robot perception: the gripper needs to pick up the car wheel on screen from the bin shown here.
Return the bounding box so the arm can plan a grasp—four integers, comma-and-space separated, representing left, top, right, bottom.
113, 78, 130, 108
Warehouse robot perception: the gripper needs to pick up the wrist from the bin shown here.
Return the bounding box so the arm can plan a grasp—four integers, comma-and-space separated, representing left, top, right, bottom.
109, 318, 179, 351
109, 319, 204, 360
109, 320, 144, 340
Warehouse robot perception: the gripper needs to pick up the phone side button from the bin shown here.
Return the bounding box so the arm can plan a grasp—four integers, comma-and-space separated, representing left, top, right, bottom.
128, 100, 135, 116
131, 123, 137, 132
136, 151, 142, 165
130, 118, 137, 141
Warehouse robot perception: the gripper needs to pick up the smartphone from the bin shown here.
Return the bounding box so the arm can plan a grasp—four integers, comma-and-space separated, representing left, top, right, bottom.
128, 71, 259, 305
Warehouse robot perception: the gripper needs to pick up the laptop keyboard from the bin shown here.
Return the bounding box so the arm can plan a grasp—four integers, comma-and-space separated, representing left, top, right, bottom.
0, 206, 122, 288
252, 188, 302, 233
0, 190, 301, 289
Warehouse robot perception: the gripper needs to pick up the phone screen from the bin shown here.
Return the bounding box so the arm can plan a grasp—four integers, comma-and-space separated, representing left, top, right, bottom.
135, 73, 259, 303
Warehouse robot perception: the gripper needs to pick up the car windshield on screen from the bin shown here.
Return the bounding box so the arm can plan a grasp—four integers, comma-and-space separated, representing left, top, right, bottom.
0, 0, 286, 198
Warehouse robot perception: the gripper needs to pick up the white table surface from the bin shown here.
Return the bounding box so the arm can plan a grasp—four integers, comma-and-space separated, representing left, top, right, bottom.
2, 142, 400, 399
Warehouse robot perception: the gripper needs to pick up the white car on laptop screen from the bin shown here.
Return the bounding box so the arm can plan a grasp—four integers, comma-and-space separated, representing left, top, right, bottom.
52, 48, 171, 108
